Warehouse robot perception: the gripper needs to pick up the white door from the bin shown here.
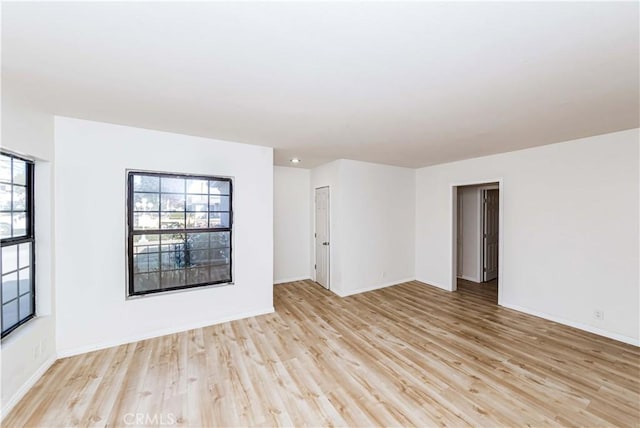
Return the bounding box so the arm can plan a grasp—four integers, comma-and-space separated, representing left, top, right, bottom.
457, 191, 463, 277
483, 189, 499, 282
315, 187, 330, 289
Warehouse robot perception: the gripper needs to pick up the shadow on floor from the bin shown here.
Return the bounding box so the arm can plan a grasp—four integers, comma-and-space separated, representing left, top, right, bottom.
456, 277, 498, 304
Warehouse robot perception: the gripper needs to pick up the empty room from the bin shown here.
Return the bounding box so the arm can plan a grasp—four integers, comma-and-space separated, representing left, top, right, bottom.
1, 1, 638, 427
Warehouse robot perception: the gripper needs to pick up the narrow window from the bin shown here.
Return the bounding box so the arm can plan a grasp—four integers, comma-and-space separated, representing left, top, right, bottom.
0, 152, 35, 337
127, 171, 233, 296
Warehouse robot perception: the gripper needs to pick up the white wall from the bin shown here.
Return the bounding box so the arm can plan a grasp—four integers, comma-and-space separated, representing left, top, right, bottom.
310, 160, 415, 297
1, 78, 56, 417
458, 186, 482, 282
416, 128, 640, 345
338, 160, 415, 296
274, 166, 310, 283
54, 117, 274, 356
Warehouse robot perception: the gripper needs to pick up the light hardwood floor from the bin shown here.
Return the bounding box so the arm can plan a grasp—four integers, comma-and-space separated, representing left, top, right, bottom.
4, 280, 639, 427
456, 278, 498, 303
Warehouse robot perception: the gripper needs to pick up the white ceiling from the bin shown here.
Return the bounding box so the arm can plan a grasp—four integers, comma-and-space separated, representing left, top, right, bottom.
2, 2, 638, 168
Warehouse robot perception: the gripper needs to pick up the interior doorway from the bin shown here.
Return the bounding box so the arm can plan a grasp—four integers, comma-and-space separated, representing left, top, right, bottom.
314, 186, 330, 290
452, 182, 501, 304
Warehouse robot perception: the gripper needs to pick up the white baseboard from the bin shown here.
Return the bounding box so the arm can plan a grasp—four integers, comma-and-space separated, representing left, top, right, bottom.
58, 307, 275, 358
0, 354, 56, 421
414, 277, 450, 291
334, 277, 416, 297
274, 276, 310, 285
502, 302, 639, 347
457, 275, 481, 283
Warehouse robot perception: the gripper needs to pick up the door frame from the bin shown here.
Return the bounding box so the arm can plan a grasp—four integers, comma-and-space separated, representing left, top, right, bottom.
313, 186, 330, 290
450, 179, 504, 305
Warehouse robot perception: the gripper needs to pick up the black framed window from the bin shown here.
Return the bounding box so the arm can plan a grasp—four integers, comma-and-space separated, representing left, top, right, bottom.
127, 171, 233, 296
0, 152, 35, 337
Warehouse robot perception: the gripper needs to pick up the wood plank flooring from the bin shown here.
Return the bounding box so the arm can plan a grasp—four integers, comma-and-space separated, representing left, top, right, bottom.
456, 278, 498, 303
4, 279, 639, 427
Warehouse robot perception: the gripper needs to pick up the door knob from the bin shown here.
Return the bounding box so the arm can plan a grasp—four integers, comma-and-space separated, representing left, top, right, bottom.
323, 242, 329, 246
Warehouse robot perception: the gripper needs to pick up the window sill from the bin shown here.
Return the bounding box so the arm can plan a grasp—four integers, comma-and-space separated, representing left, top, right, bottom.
0, 314, 53, 346
125, 280, 234, 301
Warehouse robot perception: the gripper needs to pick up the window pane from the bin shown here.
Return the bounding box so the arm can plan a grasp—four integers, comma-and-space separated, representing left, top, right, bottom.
161, 193, 185, 212
133, 193, 159, 211
133, 175, 159, 192
187, 231, 231, 250
186, 232, 231, 282
186, 179, 208, 194
134, 234, 161, 246
159, 251, 173, 270
209, 195, 230, 212
211, 248, 231, 265
3, 300, 18, 331
0, 183, 11, 210
12, 160, 26, 186
186, 194, 208, 211
2, 271, 18, 301
19, 243, 31, 269
160, 234, 185, 270
133, 235, 160, 275
160, 212, 185, 229
160, 233, 184, 250
160, 270, 185, 288
186, 267, 211, 285
2, 245, 17, 272
210, 180, 230, 195
12, 186, 26, 210
174, 247, 188, 268
211, 264, 231, 282
209, 213, 230, 228
148, 252, 160, 272
18, 268, 31, 295
134, 252, 149, 273
161, 177, 185, 194
134, 273, 159, 293
188, 232, 210, 250
0, 156, 11, 183
0, 213, 11, 239
12, 213, 26, 237
133, 212, 159, 230
211, 232, 231, 249
19, 294, 32, 321
186, 212, 208, 228
133, 234, 160, 253
188, 249, 210, 266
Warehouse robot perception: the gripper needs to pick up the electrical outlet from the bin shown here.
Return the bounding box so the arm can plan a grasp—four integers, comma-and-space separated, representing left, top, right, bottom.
382, 271, 386, 279
594, 310, 604, 321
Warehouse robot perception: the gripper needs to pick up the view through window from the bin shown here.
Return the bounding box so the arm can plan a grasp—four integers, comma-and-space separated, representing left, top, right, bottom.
0, 152, 35, 337
127, 171, 233, 296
